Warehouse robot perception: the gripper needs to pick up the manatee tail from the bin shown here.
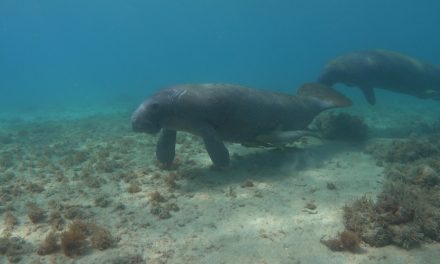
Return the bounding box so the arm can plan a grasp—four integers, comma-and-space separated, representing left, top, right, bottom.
297, 82, 352, 110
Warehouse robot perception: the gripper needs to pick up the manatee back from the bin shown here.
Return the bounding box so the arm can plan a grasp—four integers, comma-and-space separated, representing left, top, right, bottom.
320, 49, 440, 92
168, 84, 309, 141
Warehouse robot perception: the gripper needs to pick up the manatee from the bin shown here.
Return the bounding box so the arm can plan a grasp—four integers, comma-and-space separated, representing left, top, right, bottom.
318, 49, 440, 105
131, 83, 351, 167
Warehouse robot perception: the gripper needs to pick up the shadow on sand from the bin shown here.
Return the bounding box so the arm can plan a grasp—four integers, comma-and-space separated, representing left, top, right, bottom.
178, 140, 366, 191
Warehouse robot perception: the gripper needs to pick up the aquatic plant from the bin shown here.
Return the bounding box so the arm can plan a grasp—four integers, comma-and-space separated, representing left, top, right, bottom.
148, 190, 176, 219
60, 220, 94, 257
60, 220, 117, 257
240, 180, 254, 188
3, 211, 18, 233
351, 137, 440, 249
384, 162, 440, 187
95, 195, 112, 208
37, 232, 59, 255
95, 160, 117, 173
150, 206, 172, 219
326, 182, 337, 190
60, 225, 88, 257
26, 203, 46, 224
127, 182, 141, 193
90, 226, 116, 250
149, 190, 166, 204
69, 220, 94, 236
117, 170, 137, 183
61, 150, 89, 167
321, 230, 362, 252
343, 179, 440, 249
389, 224, 423, 249
49, 210, 65, 230
0, 152, 14, 169
84, 176, 105, 189
164, 173, 179, 190
0, 237, 31, 263
314, 112, 368, 141
384, 139, 439, 163
26, 182, 44, 193
63, 205, 86, 220
304, 201, 317, 210
340, 230, 362, 251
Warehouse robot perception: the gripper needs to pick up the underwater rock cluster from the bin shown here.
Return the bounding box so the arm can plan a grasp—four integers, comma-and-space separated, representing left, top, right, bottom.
314, 112, 368, 141
342, 137, 440, 249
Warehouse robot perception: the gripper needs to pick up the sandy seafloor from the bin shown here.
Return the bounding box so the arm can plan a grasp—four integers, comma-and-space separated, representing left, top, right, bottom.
1, 94, 440, 264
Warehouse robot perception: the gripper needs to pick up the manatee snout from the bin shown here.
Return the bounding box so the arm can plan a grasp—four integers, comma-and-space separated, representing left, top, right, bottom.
319, 62, 349, 87
131, 102, 161, 134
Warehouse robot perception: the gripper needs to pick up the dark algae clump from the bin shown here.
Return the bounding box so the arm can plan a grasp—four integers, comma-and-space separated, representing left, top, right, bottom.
60, 220, 118, 257
343, 189, 427, 249
37, 232, 59, 255
60, 221, 89, 257
321, 230, 362, 252
315, 112, 368, 141
30, 220, 119, 258
90, 226, 115, 250
26, 202, 46, 224
148, 190, 180, 219
342, 137, 440, 249
384, 139, 439, 163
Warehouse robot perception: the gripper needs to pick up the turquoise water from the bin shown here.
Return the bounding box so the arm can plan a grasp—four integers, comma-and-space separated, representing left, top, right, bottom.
1, 1, 440, 263
1, 0, 440, 107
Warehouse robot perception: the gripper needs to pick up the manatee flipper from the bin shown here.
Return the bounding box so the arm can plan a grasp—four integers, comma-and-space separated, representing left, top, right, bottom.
256, 130, 320, 147
360, 86, 376, 105
198, 125, 230, 167
156, 129, 177, 166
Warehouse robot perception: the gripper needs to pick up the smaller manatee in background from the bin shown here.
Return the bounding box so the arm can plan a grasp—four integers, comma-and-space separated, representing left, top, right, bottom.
318, 49, 440, 105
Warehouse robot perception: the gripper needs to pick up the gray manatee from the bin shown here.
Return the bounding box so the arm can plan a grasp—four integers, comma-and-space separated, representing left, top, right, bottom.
318, 49, 440, 105
131, 83, 351, 167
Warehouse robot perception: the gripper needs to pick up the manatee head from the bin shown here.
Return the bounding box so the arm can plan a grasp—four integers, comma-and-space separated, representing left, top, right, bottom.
319, 53, 370, 87
319, 60, 353, 86
131, 89, 175, 134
